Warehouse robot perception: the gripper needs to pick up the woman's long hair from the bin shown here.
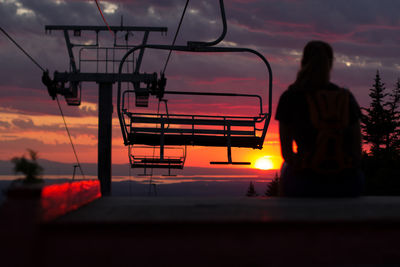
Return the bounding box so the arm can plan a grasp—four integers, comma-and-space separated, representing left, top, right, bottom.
293, 40, 333, 90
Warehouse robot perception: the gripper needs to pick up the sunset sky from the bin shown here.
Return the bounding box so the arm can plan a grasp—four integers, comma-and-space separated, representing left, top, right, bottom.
0, 0, 399, 171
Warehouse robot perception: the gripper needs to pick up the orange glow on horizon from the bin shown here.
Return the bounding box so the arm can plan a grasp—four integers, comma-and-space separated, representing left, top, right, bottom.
0, 105, 284, 168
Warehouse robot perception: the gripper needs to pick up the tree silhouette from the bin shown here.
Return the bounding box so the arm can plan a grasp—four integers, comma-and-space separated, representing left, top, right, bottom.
361, 72, 400, 195
265, 173, 279, 197
11, 149, 43, 183
246, 181, 257, 197
361, 71, 398, 158
386, 78, 400, 155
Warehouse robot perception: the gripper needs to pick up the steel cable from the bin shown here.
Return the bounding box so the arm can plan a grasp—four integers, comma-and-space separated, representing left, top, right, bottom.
162, 0, 190, 74
1, 27, 46, 72
94, 0, 114, 36
1, 26, 85, 179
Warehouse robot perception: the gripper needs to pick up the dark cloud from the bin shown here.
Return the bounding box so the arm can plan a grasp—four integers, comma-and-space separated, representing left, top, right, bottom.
0, 120, 11, 129
12, 117, 35, 128
4, 115, 97, 137
0, 136, 96, 162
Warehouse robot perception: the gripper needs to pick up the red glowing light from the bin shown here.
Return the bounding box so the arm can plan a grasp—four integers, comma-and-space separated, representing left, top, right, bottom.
40, 180, 101, 221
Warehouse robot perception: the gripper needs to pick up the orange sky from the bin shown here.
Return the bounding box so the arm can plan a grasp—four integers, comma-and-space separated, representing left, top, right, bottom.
0, 106, 283, 170
0, 100, 283, 170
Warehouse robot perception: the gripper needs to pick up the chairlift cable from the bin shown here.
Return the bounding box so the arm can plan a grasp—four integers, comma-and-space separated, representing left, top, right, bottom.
0, 27, 45, 72
56, 96, 85, 179
162, 0, 190, 74
1, 26, 85, 179
94, 0, 114, 36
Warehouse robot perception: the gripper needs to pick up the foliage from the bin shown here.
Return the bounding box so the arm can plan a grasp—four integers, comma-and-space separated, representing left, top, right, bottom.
386, 78, 400, 155
11, 149, 44, 183
361, 72, 400, 195
265, 172, 280, 197
361, 71, 389, 155
246, 181, 257, 197
361, 71, 400, 158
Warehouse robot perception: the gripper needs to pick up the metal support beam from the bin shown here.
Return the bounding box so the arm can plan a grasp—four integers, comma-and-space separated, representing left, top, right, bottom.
63, 30, 77, 72
98, 82, 113, 196
135, 31, 149, 73
53, 72, 157, 83
46, 25, 167, 33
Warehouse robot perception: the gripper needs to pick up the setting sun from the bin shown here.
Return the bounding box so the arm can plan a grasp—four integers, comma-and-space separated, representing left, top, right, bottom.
254, 156, 274, 170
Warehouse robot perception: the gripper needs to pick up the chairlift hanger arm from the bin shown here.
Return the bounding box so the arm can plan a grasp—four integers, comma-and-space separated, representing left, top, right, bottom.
187, 0, 227, 48
118, 44, 272, 110
63, 30, 77, 73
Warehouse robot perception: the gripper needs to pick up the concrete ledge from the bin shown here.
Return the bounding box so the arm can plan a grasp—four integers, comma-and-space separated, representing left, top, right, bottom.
41, 196, 400, 267
57, 196, 400, 224
4, 196, 400, 266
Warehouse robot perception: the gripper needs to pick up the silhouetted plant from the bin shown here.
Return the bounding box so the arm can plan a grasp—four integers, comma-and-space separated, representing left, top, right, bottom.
386, 78, 400, 155
361, 71, 400, 158
11, 149, 43, 183
265, 173, 279, 197
361, 72, 400, 195
246, 181, 257, 197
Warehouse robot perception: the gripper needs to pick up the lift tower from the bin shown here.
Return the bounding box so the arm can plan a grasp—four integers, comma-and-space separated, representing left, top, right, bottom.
44, 25, 167, 195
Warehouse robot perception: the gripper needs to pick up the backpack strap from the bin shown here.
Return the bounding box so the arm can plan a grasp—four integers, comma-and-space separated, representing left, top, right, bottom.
302, 88, 353, 174
307, 88, 350, 130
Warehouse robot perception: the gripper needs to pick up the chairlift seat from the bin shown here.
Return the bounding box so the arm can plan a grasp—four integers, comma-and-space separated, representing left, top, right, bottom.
126, 113, 264, 149
64, 82, 81, 106
65, 97, 81, 106
130, 156, 184, 169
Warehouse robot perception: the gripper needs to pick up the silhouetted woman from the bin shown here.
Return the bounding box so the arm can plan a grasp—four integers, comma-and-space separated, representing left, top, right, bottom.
275, 40, 364, 197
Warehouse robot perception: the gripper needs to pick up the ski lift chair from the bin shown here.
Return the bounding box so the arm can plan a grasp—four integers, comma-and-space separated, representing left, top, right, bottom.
129, 146, 186, 169
118, 52, 272, 166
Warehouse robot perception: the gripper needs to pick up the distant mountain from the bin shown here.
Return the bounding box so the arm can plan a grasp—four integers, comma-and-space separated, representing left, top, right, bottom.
0, 160, 14, 175
0, 159, 276, 203
0, 159, 277, 177
0, 159, 90, 176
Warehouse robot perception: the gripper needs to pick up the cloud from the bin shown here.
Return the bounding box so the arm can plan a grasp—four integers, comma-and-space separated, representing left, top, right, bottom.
0, 120, 11, 128
12, 117, 35, 128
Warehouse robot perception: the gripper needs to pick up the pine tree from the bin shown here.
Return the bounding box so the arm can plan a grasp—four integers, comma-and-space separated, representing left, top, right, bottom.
361, 74, 400, 195
386, 79, 400, 156
361, 71, 392, 156
265, 172, 279, 197
246, 181, 257, 197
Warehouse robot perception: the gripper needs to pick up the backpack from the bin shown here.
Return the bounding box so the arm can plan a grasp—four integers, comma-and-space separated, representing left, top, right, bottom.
302, 88, 353, 174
